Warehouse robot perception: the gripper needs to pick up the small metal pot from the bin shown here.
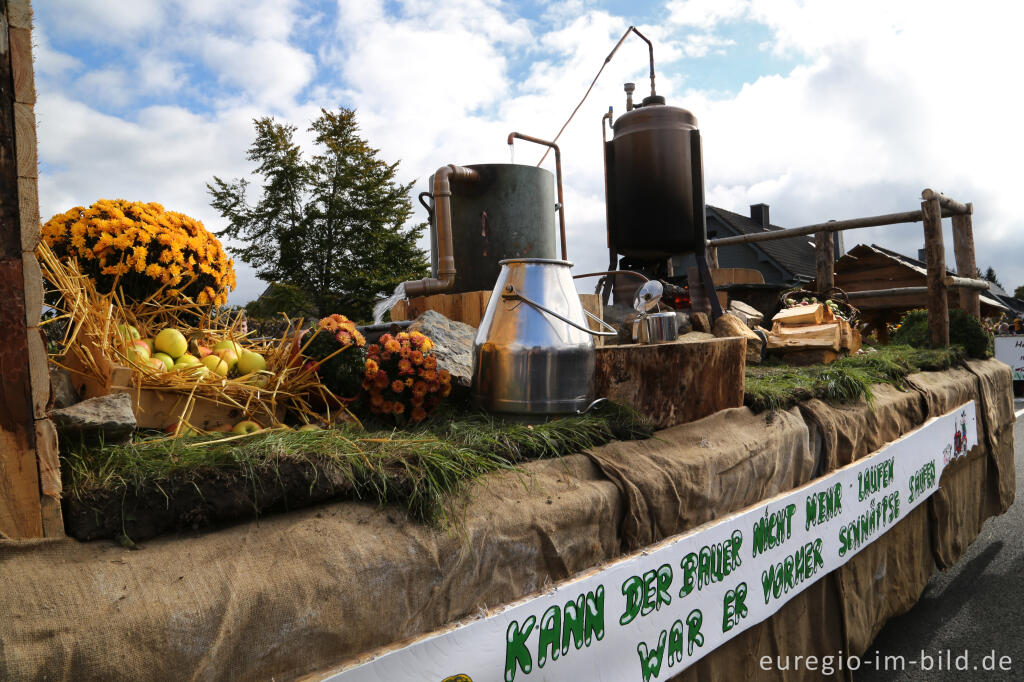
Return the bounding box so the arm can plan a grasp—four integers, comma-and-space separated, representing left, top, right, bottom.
632, 311, 679, 344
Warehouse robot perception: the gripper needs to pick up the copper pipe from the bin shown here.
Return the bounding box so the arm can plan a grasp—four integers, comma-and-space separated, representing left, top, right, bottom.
403, 164, 479, 298
507, 132, 567, 260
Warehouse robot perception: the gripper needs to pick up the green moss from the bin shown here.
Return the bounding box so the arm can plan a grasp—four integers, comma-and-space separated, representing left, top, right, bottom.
744, 344, 964, 413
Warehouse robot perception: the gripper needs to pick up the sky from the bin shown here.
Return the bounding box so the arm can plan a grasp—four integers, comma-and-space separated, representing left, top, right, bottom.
31, 0, 1024, 306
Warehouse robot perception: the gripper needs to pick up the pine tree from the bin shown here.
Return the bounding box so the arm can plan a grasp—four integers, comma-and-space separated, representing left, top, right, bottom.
208, 108, 428, 321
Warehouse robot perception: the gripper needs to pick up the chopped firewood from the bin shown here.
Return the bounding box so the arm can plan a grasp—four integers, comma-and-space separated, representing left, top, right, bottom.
768, 322, 841, 351
772, 303, 824, 326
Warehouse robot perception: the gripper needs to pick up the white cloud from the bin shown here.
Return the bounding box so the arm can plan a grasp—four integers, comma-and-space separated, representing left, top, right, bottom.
30, 0, 1024, 305
667, 0, 749, 29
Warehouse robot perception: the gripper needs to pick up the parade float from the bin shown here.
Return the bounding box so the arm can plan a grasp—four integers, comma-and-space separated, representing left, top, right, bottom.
0, 11, 1016, 682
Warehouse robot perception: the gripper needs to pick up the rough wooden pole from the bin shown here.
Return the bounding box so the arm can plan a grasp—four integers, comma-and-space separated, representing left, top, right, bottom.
951, 210, 981, 319
815, 230, 834, 292
921, 196, 949, 348
707, 244, 719, 269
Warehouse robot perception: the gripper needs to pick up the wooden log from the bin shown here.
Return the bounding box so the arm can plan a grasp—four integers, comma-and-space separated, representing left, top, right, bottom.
7, 0, 33, 30
951, 212, 981, 319
943, 274, 988, 290
27, 325, 49, 419
815, 230, 834, 291
846, 286, 930, 299
13, 102, 37, 178
34, 417, 60, 498
593, 336, 745, 429
707, 245, 719, 269
712, 312, 762, 363
21, 248, 41, 326
922, 197, 949, 347
9, 27, 35, 105
772, 303, 825, 326
839, 319, 862, 354
18, 175, 39, 251
922, 188, 971, 215
768, 322, 841, 351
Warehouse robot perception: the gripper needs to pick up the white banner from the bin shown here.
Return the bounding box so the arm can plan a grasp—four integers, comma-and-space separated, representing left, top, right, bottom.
994, 336, 1024, 380
326, 402, 977, 682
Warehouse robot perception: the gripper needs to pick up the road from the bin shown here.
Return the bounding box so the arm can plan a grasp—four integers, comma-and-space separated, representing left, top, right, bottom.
856, 402, 1024, 681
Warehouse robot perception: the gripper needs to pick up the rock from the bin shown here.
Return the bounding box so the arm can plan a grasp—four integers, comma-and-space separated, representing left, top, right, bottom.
407, 310, 475, 387
691, 312, 711, 333
49, 392, 136, 444
712, 312, 764, 364
49, 363, 80, 409
727, 299, 764, 328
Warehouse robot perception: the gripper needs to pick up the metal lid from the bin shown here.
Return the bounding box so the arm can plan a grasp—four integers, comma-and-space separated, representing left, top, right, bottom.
613, 104, 698, 137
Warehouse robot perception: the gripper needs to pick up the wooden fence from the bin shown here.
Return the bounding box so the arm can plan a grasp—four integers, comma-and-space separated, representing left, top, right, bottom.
707, 188, 983, 348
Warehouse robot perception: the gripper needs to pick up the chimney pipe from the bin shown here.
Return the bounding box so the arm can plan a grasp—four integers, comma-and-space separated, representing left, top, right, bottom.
750, 203, 770, 228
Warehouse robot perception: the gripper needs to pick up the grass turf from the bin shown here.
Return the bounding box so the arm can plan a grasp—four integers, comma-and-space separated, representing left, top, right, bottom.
62, 401, 652, 531
744, 344, 964, 412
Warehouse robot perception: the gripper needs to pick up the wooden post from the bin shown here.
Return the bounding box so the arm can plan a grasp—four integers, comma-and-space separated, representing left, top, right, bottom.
951, 210, 981, 319
921, 196, 949, 348
0, 0, 61, 539
815, 230, 834, 292
707, 244, 719, 269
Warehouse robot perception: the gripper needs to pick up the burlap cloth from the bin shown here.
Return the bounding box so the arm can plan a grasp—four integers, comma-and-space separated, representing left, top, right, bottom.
0, 360, 1015, 681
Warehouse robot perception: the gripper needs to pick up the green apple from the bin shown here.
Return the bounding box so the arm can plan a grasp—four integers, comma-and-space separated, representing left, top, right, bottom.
174, 354, 200, 368
126, 340, 150, 365
146, 357, 166, 372
213, 340, 244, 357
178, 364, 210, 379
141, 337, 155, 354
231, 420, 262, 435
236, 350, 266, 375
155, 329, 188, 358
152, 352, 174, 371
115, 323, 140, 341
201, 354, 229, 377
297, 424, 322, 432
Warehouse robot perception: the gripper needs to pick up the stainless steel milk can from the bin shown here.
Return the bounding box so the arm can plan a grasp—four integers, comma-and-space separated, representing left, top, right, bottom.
472, 258, 616, 415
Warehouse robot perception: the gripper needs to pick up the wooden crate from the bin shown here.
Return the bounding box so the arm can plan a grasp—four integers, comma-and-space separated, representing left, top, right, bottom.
62, 339, 281, 431
594, 336, 745, 429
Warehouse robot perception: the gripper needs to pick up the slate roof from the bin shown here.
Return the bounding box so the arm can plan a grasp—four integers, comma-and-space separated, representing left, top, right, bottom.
706, 205, 817, 281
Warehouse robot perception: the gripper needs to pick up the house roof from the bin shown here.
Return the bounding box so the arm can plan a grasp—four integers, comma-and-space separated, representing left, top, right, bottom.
838, 243, 1008, 312
707, 205, 817, 281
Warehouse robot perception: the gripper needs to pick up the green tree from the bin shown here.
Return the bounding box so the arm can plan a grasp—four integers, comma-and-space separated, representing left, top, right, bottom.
1013, 285, 1024, 300
208, 108, 429, 321
982, 266, 1002, 289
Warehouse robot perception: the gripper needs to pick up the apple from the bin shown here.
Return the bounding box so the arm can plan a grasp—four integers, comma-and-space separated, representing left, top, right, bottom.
126, 340, 150, 365
236, 350, 266, 375
151, 352, 175, 371
141, 337, 155, 354
213, 340, 244, 357
174, 354, 200, 368
231, 420, 262, 435
178, 364, 210, 379
297, 424, 322, 431
196, 344, 212, 358
115, 323, 140, 342
147, 357, 166, 371
155, 329, 188, 359
215, 348, 239, 370
201, 354, 229, 377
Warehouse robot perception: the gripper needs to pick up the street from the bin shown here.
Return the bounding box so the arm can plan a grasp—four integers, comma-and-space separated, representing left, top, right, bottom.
856, 403, 1024, 681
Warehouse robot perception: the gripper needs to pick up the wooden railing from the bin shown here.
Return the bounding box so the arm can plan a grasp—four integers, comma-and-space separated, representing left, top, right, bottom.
706, 189, 983, 348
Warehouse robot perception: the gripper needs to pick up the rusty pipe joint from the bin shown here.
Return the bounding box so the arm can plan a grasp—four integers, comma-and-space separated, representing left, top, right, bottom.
508, 132, 567, 260
403, 164, 479, 299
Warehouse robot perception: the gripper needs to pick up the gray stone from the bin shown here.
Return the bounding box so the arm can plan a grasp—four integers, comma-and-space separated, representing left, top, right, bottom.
49, 363, 80, 409
407, 310, 475, 388
49, 392, 136, 444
